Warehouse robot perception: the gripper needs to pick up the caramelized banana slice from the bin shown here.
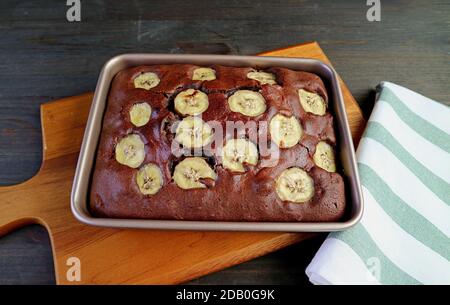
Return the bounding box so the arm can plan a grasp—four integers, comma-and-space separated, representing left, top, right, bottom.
269, 114, 303, 148
175, 116, 213, 148
134, 72, 160, 90
246, 71, 277, 85
228, 90, 267, 117
174, 89, 209, 116
173, 157, 217, 189
275, 167, 314, 203
313, 141, 336, 172
192, 67, 216, 81
222, 139, 259, 173
129, 102, 152, 127
115, 134, 145, 168
298, 89, 326, 116
136, 163, 163, 195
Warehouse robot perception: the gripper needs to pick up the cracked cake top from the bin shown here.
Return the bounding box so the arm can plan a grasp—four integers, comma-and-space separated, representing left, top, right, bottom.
90, 64, 345, 222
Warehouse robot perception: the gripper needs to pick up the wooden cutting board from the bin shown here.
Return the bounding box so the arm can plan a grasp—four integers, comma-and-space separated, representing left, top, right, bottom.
0, 42, 365, 284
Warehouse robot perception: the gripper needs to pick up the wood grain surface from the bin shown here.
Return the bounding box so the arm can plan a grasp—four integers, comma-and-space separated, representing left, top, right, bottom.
0, 42, 364, 284
0, 0, 449, 285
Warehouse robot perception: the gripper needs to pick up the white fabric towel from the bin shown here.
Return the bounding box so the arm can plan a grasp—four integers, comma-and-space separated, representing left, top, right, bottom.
306, 82, 450, 285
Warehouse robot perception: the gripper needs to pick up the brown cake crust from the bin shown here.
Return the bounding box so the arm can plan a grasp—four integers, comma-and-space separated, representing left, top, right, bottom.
90, 64, 345, 222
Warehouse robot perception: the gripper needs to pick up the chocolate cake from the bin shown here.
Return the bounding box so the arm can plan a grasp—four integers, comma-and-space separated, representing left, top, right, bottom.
90, 64, 345, 222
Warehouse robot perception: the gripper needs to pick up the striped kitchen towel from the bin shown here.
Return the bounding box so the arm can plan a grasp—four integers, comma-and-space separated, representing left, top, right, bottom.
305, 81, 450, 285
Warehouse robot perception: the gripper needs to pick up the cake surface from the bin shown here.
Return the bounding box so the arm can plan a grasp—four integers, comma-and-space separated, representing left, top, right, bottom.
90, 64, 345, 222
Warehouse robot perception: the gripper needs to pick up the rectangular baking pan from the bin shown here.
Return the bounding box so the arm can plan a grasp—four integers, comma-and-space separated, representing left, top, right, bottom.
71, 54, 363, 232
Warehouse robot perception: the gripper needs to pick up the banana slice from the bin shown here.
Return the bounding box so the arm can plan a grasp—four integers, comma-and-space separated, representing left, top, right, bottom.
115, 134, 145, 168
275, 167, 314, 203
136, 163, 163, 195
175, 116, 213, 148
313, 141, 336, 172
222, 139, 259, 173
134, 72, 160, 90
246, 71, 277, 85
129, 102, 152, 127
174, 89, 209, 116
269, 114, 303, 148
192, 67, 216, 81
228, 90, 267, 117
298, 89, 326, 116
173, 157, 217, 189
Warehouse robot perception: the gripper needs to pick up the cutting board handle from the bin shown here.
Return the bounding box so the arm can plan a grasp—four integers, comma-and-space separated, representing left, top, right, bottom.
0, 180, 43, 236
0, 93, 94, 237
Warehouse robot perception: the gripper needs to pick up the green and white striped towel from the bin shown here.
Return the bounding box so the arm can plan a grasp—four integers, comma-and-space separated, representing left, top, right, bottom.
305, 81, 450, 285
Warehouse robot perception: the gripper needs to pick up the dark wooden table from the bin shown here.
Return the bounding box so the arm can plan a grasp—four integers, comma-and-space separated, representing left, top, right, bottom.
0, 0, 449, 285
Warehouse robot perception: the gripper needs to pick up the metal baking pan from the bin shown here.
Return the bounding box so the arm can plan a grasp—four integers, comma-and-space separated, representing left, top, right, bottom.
71, 54, 363, 232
